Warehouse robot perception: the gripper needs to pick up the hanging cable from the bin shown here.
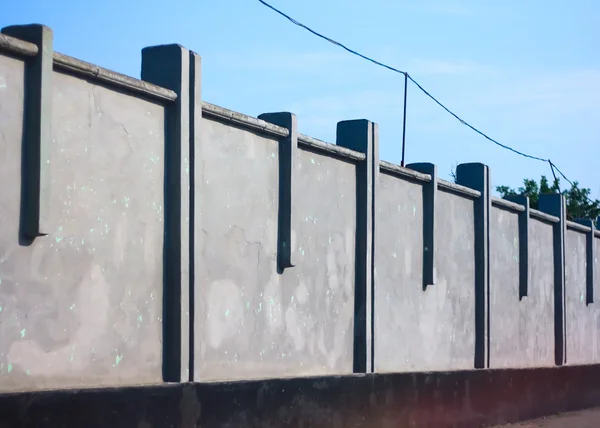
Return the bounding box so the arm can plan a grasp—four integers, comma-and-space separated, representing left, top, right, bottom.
255, 0, 597, 205
401, 73, 408, 167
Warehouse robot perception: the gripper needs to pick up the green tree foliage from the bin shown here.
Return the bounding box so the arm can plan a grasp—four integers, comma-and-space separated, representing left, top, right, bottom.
497, 176, 600, 225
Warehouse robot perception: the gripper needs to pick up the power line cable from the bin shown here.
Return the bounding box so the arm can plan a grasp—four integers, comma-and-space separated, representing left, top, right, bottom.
256, 0, 547, 162
549, 161, 560, 189
405, 75, 548, 162
256, 0, 408, 75
255, 0, 598, 204
550, 161, 573, 188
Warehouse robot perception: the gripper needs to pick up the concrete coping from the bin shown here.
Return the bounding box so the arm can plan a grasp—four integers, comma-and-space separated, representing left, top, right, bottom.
566, 220, 593, 234
380, 161, 482, 199
529, 208, 560, 224
0, 32, 38, 57
53, 51, 177, 103
493, 199, 597, 232
491, 196, 526, 213
380, 161, 432, 182
0, 34, 371, 163
298, 134, 366, 162
437, 179, 481, 199
203, 102, 289, 138
206, 104, 365, 161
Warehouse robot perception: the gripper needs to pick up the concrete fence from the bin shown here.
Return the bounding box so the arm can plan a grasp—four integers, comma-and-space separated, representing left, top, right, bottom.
0, 24, 599, 394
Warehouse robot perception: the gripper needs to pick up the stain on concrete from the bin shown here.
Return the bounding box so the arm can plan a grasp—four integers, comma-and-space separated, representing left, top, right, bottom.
196, 120, 356, 380
0, 62, 164, 392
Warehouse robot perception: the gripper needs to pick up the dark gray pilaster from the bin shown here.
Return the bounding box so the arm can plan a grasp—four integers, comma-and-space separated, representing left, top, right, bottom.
575, 218, 595, 305
506, 195, 530, 300
1, 24, 53, 240
142, 45, 200, 382
539, 194, 566, 366
336, 119, 378, 374
257, 112, 297, 272
407, 163, 437, 290
456, 163, 490, 369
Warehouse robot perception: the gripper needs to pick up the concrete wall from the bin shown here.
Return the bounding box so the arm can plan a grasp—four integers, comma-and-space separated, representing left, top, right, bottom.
196, 118, 357, 381
489, 210, 555, 368
0, 44, 165, 391
2, 25, 600, 393
374, 170, 476, 372
565, 228, 600, 364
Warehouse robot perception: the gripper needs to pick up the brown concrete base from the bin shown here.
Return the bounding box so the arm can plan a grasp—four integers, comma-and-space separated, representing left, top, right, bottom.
1, 365, 600, 428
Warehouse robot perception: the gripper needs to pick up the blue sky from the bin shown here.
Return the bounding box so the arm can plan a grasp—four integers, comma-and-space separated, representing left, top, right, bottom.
3, 0, 599, 193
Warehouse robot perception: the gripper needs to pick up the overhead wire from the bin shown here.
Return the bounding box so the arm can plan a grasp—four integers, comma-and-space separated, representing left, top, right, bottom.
404, 75, 548, 162
256, 0, 597, 203
256, 0, 408, 75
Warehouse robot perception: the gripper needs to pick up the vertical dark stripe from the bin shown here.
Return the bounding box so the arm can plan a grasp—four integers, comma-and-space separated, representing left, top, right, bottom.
370, 122, 377, 373
507, 195, 531, 300
188, 51, 196, 382
257, 112, 297, 273
401, 73, 408, 167
2, 25, 53, 241
407, 163, 437, 291
576, 219, 596, 305
336, 119, 375, 374
142, 45, 186, 382
456, 163, 490, 369
539, 194, 566, 366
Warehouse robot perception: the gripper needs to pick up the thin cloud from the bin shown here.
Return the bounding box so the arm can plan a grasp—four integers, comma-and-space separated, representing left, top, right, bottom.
408, 59, 487, 76
284, 89, 405, 141
458, 68, 600, 112
289, 90, 402, 113
407, 1, 471, 16
209, 50, 353, 73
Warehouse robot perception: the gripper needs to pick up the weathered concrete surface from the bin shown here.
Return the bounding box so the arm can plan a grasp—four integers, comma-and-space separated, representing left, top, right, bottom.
4, 24, 600, 404
565, 229, 599, 364
374, 172, 424, 372
375, 174, 476, 372
0, 66, 165, 391
196, 118, 356, 381
490, 209, 554, 368
2, 365, 600, 428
